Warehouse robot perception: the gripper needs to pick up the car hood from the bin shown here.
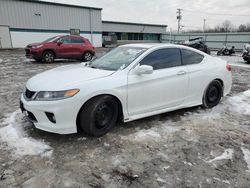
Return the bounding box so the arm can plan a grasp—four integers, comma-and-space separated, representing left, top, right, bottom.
26, 63, 115, 91
27, 43, 41, 47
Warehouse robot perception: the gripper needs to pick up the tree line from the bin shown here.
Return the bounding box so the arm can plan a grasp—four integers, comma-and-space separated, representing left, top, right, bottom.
187, 20, 250, 33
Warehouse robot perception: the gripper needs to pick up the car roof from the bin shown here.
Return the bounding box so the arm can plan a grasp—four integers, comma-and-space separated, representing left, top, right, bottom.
56, 35, 83, 38
122, 43, 209, 56
122, 43, 161, 48
122, 43, 188, 49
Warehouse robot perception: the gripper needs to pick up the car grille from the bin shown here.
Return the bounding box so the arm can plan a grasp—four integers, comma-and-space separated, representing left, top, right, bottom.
25, 89, 36, 99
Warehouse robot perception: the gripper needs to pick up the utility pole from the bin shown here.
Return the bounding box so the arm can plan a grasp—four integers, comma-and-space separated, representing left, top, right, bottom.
203, 19, 206, 33
176, 8, 182, 33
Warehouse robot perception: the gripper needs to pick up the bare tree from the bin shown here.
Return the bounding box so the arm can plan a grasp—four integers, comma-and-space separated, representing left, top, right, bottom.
238, 24, 247, 32
219, 20, 234, 32
185, 21, 250, 33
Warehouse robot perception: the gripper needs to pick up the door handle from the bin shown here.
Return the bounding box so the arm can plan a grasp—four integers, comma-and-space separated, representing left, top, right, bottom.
177, 71, 186, 76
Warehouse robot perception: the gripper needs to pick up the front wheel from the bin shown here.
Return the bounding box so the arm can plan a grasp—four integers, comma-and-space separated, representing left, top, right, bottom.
42, 51, 55, 63
82, 52, 93, 62
203, 80, 223, 108
78, 96, 118, 137
217, 51, 222, 56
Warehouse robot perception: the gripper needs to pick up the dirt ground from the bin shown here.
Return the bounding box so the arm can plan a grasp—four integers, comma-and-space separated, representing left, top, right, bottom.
0, 49, 250, 188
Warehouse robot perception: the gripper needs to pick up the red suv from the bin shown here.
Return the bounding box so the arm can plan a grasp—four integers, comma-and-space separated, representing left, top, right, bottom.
25, 35, 96, 63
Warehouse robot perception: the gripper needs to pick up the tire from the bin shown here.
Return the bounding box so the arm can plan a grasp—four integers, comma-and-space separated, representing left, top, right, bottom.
42, 51, 55, 63
82, 52, 93, 62
78, 96, 118, 137
206, 48, 211, 55
202, 80, 223, 108
217, 51, 222, 56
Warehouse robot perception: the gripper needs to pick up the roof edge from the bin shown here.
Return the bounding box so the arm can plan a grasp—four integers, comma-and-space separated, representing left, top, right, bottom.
17, 0, 102, 10
102, 20, 168, 27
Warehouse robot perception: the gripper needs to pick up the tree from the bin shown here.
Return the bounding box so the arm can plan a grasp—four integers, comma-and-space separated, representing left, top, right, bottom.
238, 24, 247, 32
220, 20, 234, 32
184, 21, 250, 33
246, 23, 250, 32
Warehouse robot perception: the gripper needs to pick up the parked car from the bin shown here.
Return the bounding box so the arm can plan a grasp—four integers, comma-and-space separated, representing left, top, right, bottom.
217, 46, 235, 56
182, 37, 211, 54
242, 43, 250, 64
25, 35, 95, 63
20, 44, 232, 136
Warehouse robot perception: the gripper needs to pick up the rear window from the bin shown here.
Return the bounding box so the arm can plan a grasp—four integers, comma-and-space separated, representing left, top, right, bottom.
181, 49, 204, 65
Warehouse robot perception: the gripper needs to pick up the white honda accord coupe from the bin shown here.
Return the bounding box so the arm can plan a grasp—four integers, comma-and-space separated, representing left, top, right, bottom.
20, 44, 232, 136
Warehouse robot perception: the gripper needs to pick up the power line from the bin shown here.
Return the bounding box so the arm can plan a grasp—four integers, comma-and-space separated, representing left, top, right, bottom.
183, 9, 250, 17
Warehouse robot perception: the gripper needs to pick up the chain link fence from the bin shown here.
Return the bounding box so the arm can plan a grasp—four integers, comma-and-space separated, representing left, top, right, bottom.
161, 32, 250, 50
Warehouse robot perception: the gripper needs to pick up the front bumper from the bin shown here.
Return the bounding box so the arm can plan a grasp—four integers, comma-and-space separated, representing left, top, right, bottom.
20, 94, 82, 134
25, 48, 42, 59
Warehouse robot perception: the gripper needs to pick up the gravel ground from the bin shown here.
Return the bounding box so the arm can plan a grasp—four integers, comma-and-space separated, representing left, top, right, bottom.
0, 49, 250, 188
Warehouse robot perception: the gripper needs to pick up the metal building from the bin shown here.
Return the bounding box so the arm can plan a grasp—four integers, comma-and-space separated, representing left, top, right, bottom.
102, 21, 167, 44
0, 0, 102, 47
0, 0, 167, 48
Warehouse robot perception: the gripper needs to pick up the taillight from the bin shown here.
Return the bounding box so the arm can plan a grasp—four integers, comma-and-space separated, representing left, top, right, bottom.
226, 64, 231, 71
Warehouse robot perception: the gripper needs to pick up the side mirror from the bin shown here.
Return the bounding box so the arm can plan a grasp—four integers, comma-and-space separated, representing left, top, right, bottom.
135, 65, 153, 75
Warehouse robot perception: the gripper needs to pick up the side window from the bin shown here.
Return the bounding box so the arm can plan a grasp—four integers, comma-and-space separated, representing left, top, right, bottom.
71, 38, 84, 44
181, 49, 204, 65
140, 48, 182, 70
58, 37, 71, 44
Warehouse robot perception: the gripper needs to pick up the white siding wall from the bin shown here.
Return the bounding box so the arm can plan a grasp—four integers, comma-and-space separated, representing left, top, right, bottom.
0, 26, 12, 48
0, 0, 102, 32
0, 0, 103, 47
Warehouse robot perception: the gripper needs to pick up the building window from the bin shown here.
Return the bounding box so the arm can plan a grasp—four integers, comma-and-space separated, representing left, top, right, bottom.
116, 33, 160, 41
116, 33, 121, 40
121, 33, 128, 40
143, 34, 159, 40
139, 33, 143, 40
128, 33, 133, 40
134, 33, 139, 40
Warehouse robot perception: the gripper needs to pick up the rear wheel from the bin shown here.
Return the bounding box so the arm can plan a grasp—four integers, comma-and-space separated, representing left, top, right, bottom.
78, 96, 118, 137
203, 80, 223, 108
82, 52, 93, 62
42, 51, 55, 63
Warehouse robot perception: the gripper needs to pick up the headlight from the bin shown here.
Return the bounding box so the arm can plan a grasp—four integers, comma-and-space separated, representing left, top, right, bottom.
35, 89, 80, 101
32, 44, 43, 49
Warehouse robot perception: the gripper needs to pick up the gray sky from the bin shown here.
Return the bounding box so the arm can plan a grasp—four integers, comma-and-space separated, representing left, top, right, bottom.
45, 0, 250, 31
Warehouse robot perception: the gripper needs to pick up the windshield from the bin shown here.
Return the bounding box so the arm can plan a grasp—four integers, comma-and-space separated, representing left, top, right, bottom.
43, 36, 60, 43
89, 46, 146, 71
